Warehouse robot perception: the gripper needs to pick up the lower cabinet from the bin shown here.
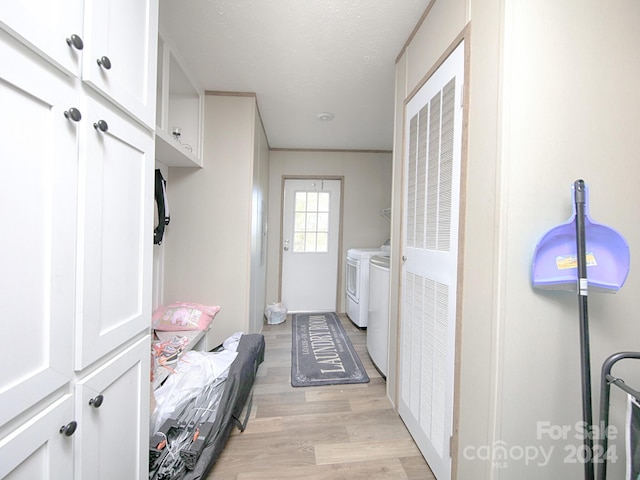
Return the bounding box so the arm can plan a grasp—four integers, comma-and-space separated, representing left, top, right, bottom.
0, 336, 150, 479
0, 395, 74, 479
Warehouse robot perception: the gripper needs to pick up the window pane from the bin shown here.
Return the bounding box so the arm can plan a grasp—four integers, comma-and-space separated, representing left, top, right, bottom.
293, 232, 305, 252
306, 212, 317, 231
295, 212, 306, 231
317, 212, 329, 232
318, 192, 330, 212
305, 232, 316, 251
307, 192, 318, 211
295, 192, 306, 211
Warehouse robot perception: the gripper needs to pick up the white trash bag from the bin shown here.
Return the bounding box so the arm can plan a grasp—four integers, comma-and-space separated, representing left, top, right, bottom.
264, 302, 287, 325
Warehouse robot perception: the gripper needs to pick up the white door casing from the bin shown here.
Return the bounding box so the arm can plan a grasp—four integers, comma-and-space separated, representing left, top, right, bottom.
398, 41, 465, 480
281, 178, 341, 313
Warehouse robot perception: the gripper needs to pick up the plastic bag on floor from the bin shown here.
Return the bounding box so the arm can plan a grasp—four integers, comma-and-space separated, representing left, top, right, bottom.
264, 302, 287, 325
150, 348, 237, 434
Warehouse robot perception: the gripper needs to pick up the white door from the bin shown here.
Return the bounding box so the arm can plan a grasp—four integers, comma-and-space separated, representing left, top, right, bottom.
398, 41, 464, 480
281, 178, 341, 313
0, 32, 76, 428
75, 97, 153, 370
75, 336, 150, 480
0, 395, 74, 479
0, 0, 84, 77
82, 0, 158, 128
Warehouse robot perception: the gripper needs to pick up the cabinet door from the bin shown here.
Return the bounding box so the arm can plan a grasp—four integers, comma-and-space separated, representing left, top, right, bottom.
0, 0, 84, 77
0, 32, 76, 427
82, 0, 158, 128
75, 97, 153, 369
0, 395, 75, 479
75, 336, 150, 480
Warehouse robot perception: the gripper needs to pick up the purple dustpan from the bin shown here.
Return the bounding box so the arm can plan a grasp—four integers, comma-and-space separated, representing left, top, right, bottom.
532, 183, 630, 292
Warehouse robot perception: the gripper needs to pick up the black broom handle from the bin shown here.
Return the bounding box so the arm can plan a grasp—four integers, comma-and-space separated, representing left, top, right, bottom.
575, 179, 595, 480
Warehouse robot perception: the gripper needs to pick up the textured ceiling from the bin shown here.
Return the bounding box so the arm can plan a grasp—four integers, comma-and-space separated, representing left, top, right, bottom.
159, 1, 429, 151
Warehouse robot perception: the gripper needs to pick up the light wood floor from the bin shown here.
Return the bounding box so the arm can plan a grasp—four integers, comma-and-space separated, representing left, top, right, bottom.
207, 313, 436, 480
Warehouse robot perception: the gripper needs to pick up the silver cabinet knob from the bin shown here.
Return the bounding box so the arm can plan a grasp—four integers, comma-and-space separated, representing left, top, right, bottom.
97, 56, 111, 70
66, 34, 84, 50
64, 108, 82, 122
59, 421, 77, 437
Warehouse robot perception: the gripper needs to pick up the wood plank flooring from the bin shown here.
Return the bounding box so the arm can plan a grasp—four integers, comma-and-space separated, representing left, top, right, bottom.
207, 314, 435, 479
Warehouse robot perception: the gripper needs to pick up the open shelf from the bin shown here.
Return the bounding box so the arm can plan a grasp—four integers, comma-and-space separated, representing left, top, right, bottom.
155, 30, 204, 167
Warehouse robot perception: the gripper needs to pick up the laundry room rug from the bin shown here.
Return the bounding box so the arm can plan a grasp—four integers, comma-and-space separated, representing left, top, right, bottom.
291, 312, 369, 387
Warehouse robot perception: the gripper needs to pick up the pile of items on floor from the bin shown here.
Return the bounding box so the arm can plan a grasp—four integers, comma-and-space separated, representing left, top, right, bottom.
148, 302, 265, 480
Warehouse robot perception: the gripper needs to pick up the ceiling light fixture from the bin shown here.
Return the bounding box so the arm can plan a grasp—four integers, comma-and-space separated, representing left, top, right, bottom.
316, 112, 335, 121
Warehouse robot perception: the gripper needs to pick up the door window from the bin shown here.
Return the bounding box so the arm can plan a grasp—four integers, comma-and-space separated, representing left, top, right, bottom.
293, 191, 330, 253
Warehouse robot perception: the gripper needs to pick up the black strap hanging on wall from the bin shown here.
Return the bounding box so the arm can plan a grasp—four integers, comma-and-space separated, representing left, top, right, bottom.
154, 169, 170, 245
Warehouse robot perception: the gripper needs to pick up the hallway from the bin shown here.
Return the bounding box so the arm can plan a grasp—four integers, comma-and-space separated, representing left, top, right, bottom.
208, 314, 435, 479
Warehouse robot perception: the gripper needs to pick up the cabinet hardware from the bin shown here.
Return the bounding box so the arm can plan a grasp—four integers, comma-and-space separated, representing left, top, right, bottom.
96, 56, 111, 70
93, 120, 108, 132
89, 394, 104, 408
59, 421, 78, 437
64, 108, 82, 122
65, 34, 84, 50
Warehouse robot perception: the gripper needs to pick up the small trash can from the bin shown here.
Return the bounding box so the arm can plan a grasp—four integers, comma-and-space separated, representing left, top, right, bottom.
264, 302, 287, 325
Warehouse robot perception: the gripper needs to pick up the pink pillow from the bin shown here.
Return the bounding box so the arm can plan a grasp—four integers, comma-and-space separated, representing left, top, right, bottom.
152, 302, 220, 331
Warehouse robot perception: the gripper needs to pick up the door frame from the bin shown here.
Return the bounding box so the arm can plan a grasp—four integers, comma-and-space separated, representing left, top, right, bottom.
278, 175, 345, 312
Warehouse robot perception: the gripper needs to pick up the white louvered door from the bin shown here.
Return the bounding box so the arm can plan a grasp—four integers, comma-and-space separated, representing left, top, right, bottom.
398, 41, 464, 480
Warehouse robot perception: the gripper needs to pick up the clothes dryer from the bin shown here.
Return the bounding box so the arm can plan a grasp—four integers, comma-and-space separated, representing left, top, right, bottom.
345, 247, 385, 327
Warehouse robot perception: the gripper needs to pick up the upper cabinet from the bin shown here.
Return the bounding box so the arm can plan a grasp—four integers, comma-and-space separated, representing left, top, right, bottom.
0, 0, 84, 77
155, 30, 204, 167
82, 0, 159, 129
0, 0, 158, 130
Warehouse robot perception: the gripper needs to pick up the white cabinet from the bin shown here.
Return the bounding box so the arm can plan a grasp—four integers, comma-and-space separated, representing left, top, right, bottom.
82, 0, 158, 128
0, 338, 149, 480
0, 0, 157, 477
0, 0, 84, 76
0, 0, 158, 129
0, 28, 76, 430
76, 97, 154, 370
0, 395, 75, 480
74, 337, 150, 480
155, 31, 204, 167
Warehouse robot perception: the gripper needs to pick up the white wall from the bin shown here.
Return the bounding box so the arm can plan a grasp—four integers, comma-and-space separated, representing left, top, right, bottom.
162, 94, 263, 348
393, 0, 640, 478
496, 2, 640, 478
266, 150, 392, 313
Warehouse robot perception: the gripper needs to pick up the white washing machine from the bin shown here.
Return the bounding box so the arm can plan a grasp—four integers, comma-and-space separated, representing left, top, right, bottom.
367, 254, 390, 377
346, 247, 385, 327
